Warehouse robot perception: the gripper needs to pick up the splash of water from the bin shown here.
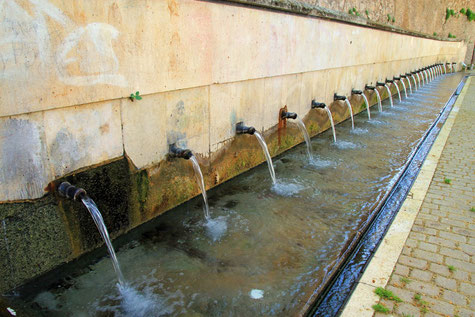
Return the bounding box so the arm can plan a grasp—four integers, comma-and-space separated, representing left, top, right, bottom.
205, 216, 228, 242
81, 197, 126, 286
400, 79, 408, 98
189, 156, 210, 220
324, 107, 337, 142
361, 94, 371, 119
394, 83, 401, 101
374, 89, 383, 112
295, 117, 313, 161
343, 99, 354, 129
254, 131, 276, 184
383, 84, 393, 107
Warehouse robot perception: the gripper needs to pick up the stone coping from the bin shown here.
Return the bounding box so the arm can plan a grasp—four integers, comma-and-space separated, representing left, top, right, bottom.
216, 0, 461, 42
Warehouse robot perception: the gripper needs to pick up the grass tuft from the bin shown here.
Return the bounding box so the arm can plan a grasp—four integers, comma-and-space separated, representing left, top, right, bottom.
374, 287, 402, 302
448, 265, 457, 272
444, 177, 451, 184
372, 304, 390, 314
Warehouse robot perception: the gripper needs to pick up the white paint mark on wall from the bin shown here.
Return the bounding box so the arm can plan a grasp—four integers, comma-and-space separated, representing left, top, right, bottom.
57, 23, 127, 86
0, 0, 126, 86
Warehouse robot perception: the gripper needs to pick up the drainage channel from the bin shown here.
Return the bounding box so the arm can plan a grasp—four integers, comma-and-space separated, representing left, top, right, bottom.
306, 76, 469, 317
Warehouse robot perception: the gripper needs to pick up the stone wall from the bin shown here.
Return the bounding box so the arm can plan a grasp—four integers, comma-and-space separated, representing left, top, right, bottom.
0, 0, 467, 292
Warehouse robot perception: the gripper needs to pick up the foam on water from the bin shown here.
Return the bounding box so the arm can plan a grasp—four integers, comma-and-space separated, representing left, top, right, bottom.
307, 156, 336, 169
350, 127, 368, 135
271, 181, 305, 197
250, 289, 264, 299
334, 140, 358, 150
204, 216, 228, 242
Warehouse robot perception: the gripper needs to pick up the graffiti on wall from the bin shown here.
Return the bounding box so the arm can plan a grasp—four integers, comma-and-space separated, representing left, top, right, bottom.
0, 0, 127, 86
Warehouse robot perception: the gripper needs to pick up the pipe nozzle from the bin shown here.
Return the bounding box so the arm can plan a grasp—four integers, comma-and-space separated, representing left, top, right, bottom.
281, 111, 297, 120
236, 122, 256, 135
58, 182, 87, 201
385, 79, 394, 83
334, 93, 346, 101
376, 82, 385, 87
394, 76, 401, 80
351, 89, 363, 95
365, 85, 376, 90
311, 100, 326, 109
169, 143, 193, 160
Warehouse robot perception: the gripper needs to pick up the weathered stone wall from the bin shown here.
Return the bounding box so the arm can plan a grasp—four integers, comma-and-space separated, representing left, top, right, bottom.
0, 0, 467, 292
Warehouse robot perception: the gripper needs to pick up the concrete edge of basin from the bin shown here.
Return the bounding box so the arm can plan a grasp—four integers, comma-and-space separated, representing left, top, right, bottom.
338, 76, 472, 317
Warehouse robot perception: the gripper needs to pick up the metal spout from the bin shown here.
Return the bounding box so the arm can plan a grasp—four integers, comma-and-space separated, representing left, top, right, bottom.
405, 73, 412, 77
351, 89, 363, 95
236, 122, 256, 135
385, 79, 394, 83
400, 74, 407, 78
311, 100, 326, 109
365, 85, 376, 90
394, 76, 401, 80
334, 93, 346, 101
169, 143, 193, 160
281, 111, 297, 120
58, 182, 87, 201
376, 82, 385, 87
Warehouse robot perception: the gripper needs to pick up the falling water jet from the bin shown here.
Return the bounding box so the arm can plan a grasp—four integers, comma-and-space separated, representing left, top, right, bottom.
404, 74, 413, 93
451, 62, 456, 73
334, 93, 354, 129
387, 79, 401, 102
415, 72, 422, 88
410, 73, 418, 90
398, 76, 408, 98
236, 122, 276, 184
281, 110, 313, 161
169, 144, 210, 220
351, 89, 371, 119
376, 82, 393, 107
311, 100, 336, 142
365, 85, 382, 112
58, 182, 126, 287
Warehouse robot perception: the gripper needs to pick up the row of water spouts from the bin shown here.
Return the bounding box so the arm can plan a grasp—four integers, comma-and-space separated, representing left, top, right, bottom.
56, 62, 455, 290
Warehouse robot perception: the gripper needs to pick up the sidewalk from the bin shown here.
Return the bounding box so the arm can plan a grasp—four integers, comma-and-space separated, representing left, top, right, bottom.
341, 76, 474, 317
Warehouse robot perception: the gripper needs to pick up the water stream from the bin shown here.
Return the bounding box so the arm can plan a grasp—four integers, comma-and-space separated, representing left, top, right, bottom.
383, 84, 393, 107
324, 107, 337, 142
361, 94, 371, 120
343, 99, 354, 129
394, 83, 401, 101
411, 75, 418, 90
190, 156, 211, 220
254, 131, 276, 184
406, 77, 413, 93
374, 89, 383, 112
400, 80, 408, 98
296, 117, 313, 161
81, 197, 126, 287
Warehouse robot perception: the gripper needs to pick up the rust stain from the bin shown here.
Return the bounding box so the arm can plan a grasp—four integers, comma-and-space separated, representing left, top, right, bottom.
168, 0, 179, 16
99, 123, 110, 134
278, 105, 288, 145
